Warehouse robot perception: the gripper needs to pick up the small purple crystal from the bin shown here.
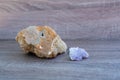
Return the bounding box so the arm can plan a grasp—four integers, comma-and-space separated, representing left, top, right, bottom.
69, 47, 89, 61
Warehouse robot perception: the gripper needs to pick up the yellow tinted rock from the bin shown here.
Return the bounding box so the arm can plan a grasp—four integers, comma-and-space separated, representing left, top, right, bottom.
16, 26, 67, 58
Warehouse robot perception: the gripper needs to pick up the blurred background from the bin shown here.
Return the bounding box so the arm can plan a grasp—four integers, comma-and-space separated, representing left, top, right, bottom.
0, 0, 120, 40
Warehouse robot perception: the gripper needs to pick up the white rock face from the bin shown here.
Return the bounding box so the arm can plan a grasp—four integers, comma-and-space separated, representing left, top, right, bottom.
69, 47, 89, 61
16, 26, 67, 58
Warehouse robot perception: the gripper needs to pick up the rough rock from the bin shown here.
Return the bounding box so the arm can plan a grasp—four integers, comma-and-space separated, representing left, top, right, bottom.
16, 26, 67, 58
69, 47, 89, 61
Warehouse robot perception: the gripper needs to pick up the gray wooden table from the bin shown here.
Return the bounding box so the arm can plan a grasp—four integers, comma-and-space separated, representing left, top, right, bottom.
0, 40, 120, 80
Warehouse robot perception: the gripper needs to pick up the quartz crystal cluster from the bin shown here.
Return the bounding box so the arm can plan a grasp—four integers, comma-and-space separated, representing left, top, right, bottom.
69, 47, 89, 61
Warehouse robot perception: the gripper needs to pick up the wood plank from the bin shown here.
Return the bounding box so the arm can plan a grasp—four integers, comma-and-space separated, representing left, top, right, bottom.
0, 40, 120, 80
0, 0, 120, 40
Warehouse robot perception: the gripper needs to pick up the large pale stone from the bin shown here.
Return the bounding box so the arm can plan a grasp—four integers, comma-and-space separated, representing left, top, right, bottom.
16, 26, 67, 58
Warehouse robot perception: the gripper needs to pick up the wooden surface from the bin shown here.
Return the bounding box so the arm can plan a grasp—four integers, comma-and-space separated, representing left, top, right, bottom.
0, 0, 120, 40
0, 40, 120, 80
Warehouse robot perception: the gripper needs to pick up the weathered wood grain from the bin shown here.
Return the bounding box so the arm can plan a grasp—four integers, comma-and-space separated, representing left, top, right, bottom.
0, 0, 120, 40
0, 40, 120, 80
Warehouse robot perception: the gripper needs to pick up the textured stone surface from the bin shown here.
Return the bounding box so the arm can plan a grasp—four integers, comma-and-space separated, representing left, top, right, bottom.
69, 47, 89, 61
16, 26, 67, 58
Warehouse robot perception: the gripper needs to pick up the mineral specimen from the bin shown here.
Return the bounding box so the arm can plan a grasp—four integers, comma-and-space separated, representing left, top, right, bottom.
16, 26, 67, 58
69, 47, 89, 61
